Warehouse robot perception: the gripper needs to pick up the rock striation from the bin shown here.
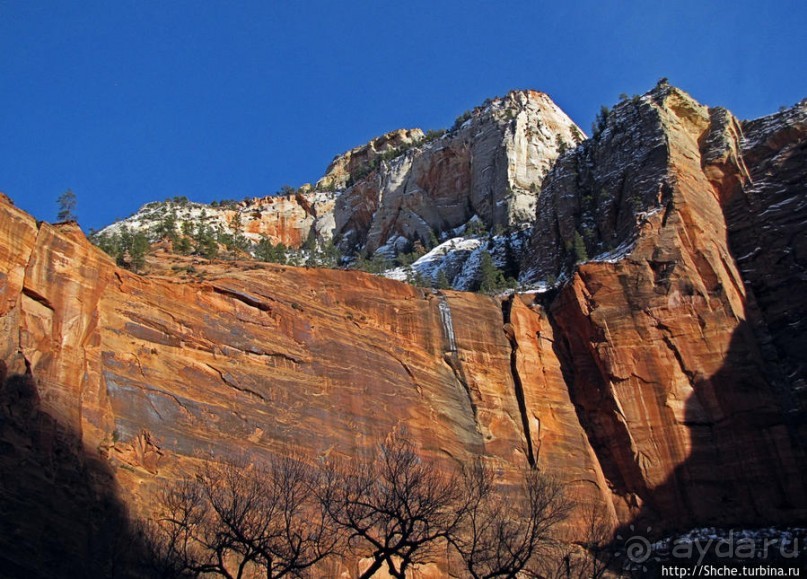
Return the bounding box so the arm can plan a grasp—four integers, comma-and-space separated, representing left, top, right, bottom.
0, 194, 611, 573
1, 83, 806, 575
98, 90, 583, 265
315, 128, 426, 192
727, 101, 807, 418
332, 90, 584, 255
521, 82, 806, 526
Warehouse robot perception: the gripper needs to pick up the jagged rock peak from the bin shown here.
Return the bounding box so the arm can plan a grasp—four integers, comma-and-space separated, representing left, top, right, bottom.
95, 89, 583, 265
332, 88, 585, 257
316, 128, 426, 191
3, 84, 807, 574
520, 82, 751, 284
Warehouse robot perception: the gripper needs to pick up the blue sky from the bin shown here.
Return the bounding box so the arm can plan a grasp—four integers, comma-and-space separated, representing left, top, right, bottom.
2, 1, 805, 231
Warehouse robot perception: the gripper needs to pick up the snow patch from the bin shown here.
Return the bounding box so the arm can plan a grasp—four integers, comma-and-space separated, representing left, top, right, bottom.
590, 238, 636, 263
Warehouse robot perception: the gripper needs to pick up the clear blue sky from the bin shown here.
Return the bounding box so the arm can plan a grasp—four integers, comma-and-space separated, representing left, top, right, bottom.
2, 1, 805, 231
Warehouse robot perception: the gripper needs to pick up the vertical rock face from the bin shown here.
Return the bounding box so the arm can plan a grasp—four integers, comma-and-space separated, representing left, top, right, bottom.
726, 102, 807, 414
333, 90, 584, 253
2, 84, 807, 575
522, 84, 806, 526
238, 191, 337, 246
316, 128, 426, 192
0, 193, 611, 562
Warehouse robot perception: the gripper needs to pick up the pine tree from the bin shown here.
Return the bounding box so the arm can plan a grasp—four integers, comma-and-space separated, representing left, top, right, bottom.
436, 270, 451, 290
129, 232, 150, 272
193, 224, 218, 258
57, 189, 77, 222
155, 212, 178, 242
478, 251, 506, 293
320, 240, 341, 267
255, 238, 286, 264
108, 226, 150, 272
175, 236, 192, 255
572, 231, 588, 263
230, 211, 243, 232
427, 230, 439, 250
592, 105, 611, 139
92, 232, 121, 259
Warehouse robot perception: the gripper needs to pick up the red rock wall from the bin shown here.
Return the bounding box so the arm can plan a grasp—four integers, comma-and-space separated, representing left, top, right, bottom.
0, 195, 609, 531
0, 88, 805, 576
522, 85, 807, 527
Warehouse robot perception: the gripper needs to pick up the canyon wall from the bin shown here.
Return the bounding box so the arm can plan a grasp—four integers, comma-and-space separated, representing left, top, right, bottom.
1, 84, 806, 575
332, 90, 583, 254
0, 194, 609, 575
522, 83, 806, 526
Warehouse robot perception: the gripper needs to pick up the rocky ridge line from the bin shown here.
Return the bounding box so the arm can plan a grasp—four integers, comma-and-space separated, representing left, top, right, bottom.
1, 83, 806, 575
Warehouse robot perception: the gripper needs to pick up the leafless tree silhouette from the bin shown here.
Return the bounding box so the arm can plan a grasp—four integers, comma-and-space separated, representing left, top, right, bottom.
321, 433, 463, 579
450, 461, 571, 578
550, 501, 615, 579
144, 435, 578, 578
144, 456, 343, 578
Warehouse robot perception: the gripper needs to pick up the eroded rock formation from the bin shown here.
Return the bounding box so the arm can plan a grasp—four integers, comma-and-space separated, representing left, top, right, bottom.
333, 90, 583, 254
98, 190, 337, 249
1, 83, 806, 576
522, 83, 806, 526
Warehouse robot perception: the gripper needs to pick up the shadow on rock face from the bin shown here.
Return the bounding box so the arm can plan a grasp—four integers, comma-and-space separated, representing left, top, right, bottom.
605, 321, 807, 572
629, 320, 806, 530
0, 363, 156, 578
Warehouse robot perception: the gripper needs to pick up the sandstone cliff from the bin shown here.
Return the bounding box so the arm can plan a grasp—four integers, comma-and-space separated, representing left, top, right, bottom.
332, 90, 583, 255
97, 90, 582, 267
316, 128, 426, 192
98, 190, 337, 249
0, 193, 610, 575
521, 82, 806, 526
729, 101, 807, 419
1, 84, 806, 576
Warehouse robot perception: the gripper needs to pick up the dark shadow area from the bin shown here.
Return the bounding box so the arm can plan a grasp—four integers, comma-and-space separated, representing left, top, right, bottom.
626, 321, 805, 530
723, 108, 807, 449
0, 361, 158, 578
543, 272, 807, 573
605, 322, 807, 573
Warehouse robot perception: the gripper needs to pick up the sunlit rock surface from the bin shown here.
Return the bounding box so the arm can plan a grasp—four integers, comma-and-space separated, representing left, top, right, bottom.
1, 85, 806, 576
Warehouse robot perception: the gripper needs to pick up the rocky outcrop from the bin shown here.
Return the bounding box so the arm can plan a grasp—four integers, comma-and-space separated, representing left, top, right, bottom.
98, 191, 337, 249
726, 102, 807, 417
334, 90, 584, 254
316, 128, 426, 191
239, 191, 337, 246
522, 83, 806, 527
96, 90, 583, 280
97, 90, 581, 263
2, 84, 807, 575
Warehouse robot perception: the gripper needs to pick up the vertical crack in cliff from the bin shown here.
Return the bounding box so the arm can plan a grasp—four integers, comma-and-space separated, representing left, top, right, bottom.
539, 286, 650, 504
436, 294, 479, 423
502, 295, 537, 468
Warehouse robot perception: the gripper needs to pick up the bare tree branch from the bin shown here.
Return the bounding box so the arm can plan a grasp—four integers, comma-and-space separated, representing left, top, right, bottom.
144, 455, 344, 578
450, 461, 572, 578
322, 432, 463, 579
